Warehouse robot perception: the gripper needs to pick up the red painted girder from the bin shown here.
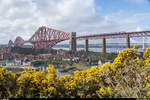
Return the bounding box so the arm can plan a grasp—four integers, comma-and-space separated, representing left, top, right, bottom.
28, 26, 70, 42
29, 39, 68, 44
26, 26, 70, 48
77, 31, 150, 40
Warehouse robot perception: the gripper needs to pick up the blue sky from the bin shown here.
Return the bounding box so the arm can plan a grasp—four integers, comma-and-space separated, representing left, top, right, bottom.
94, 0, 150, 43
95, 0, 150, 28
0, 0, 150, 44
95, 0, 150, 14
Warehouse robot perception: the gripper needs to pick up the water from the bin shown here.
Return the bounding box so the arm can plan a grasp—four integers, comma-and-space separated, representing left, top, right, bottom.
56, 68, 73, 77
0, 43, 149, 52
53, 47, 129, 52
53, 43, 149, 52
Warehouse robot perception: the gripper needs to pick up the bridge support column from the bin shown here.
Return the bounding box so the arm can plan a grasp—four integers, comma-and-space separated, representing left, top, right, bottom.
102, 38, 106, 53
69, 32, 77, 52
85, 39, 88, 52
126, 35, 130, 48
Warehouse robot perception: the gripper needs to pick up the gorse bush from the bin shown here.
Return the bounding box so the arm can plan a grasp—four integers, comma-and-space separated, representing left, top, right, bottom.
0, 66, 17, 98
1, 46, 150, 98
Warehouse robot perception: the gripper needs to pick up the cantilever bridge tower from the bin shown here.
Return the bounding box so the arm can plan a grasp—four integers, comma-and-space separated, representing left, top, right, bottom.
9, 26, 150, 53
9, 26, 71, 49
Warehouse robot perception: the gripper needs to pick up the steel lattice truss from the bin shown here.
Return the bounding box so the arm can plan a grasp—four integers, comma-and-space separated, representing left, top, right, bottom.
77, 31, 150, 40
9, 26, 150, 49
14, 36, 25, 46
28, 26, 70, 48
12, 26, 70, 48
8, 40, 14, 47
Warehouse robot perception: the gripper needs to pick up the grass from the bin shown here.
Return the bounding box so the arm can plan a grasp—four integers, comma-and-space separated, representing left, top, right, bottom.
68, 63, 91, 70
6, 65, 20, 68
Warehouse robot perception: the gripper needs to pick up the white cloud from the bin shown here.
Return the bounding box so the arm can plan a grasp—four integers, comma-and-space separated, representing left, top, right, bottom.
0, 0, 150, 45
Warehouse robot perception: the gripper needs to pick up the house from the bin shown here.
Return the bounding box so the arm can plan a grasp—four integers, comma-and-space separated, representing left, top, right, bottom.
62, 58, 70, 61
0, 52, 3, 60
35, 54, 52, 59
71, 57, 79, 62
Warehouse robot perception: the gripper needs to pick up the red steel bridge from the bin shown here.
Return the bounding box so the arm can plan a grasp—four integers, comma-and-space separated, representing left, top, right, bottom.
9, 26, 70, 48
8, 26, 150, 53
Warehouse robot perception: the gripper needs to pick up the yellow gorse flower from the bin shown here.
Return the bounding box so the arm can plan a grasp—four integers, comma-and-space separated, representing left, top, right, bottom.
1, 46, 150, 98
96, 86, 112, 98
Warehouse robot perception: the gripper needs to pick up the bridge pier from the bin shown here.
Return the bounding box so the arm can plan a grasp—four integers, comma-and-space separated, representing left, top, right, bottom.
85, 39, 88, 52
69, 32, 77, 52
102, 38, 106, 53
126, 35, 130, 48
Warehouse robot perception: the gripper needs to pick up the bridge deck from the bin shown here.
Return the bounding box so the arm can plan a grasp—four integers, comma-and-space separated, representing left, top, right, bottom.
77, 31, 150, 40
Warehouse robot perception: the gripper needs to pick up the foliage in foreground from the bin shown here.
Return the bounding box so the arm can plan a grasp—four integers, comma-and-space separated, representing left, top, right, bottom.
1, 45, 150, 98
